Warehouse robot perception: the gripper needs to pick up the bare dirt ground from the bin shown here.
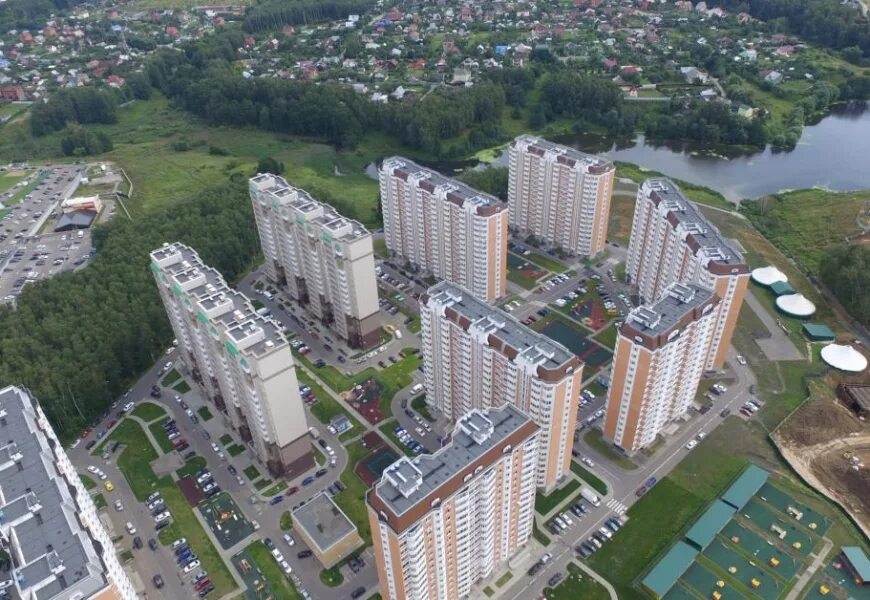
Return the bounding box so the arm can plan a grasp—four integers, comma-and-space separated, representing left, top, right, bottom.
773, 377, 870, 540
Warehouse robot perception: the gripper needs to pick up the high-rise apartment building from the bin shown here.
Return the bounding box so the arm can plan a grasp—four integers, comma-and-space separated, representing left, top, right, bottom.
379, 157, 508, 303
420, 282, 582, 491
367, 405, 539, 600
0, 385, 137, 600
249, 174, 381, 349
626, 178, 750, 369
603, 283, 719, 454
150, 243, 314, 478
508, 135, 615, 257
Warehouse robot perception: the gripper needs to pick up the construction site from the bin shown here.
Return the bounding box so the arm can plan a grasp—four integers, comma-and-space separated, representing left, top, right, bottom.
773, 377, 870, 541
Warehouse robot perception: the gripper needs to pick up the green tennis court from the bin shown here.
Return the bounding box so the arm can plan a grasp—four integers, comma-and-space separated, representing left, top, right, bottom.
757, 483, 831, 536
721, 521, 800, 580
704, 540, 783, 600
681, 561, 748, 599
741, 500, 818, 556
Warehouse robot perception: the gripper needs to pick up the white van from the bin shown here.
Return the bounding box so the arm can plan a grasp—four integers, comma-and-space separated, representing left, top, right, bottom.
411, 383, 424, 394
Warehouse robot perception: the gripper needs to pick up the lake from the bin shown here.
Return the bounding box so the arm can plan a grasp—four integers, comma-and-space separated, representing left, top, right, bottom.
366, 103, 870, 202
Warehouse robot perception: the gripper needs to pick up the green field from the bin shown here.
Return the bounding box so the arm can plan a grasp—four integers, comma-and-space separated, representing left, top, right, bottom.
148, 421, 175, 453
524, 252, 568, 273
244, 540, 303, 600
410, 395, 434, 422
131, 401, 167, 422
332, 440, 373, 545
742, 189, 869, 272
176, 456, 207, 479
197, 406, 214, 421
0, 173, 25, 194
570, 462, 608, 495
545, 563, 611, 600
80, 473, 97, 490
297, 367, 363, 436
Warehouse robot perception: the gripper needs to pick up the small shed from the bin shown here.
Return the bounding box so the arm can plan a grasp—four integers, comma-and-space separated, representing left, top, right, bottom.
840, 546, 870, 585
802, 323, 834, 342
769, 281, 796, 296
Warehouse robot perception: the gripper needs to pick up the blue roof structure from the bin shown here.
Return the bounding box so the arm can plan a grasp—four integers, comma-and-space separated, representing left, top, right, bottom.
642, 541, 698, 598
685, 500, 736, 550
721, 465, 768, 510
841, 547, 870, 583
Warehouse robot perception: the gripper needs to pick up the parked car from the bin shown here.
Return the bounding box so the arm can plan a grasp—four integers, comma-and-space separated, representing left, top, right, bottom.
153, 574, 164, 589
297, 550, 313, 559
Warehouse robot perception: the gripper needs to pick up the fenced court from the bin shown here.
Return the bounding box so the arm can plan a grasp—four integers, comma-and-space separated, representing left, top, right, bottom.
680, 561, 747, 600
703, 540, 784, 600
741, 499, 818, 556
757, 483, 831, 536
200, 492, 255, 549
664, 582, 711, 600
721, 521, 800, 580
232, 547, 277, 600
355, 448, 399, 486
538, 320, 613, 369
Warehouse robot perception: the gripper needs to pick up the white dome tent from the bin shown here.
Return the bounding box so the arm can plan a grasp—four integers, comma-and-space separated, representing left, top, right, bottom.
751, 266, 788, 287
821, 345, 868, 373
775, 293, 816, 317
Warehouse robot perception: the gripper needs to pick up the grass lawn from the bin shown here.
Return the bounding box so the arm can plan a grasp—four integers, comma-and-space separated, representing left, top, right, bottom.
532, 521, 551, 547
173, 380, 191, 394
297, 367, 363, 434
228, 443, 246, 457
544, 563, 611, 600
378, 420, 414, 457
131, 401, 167, 423
319, 566, 344, 587
176, 456, 207, 479
197, 406, 213, 421
570, 461, 608, 495
161, 368, 182, 386
80, 474, 97, 490
608, 192, 637, 246
220, 434, 233, 446
411, 395, 434, 422
593, 322, 618, 349
508, 269, 539, 290
313, 445, 326, 465
244, 465, 261, 481
93, 493, 108, 509
0, 173, 25, 194
535, 479, 581, 515
583, 429, 638, 471
254, 478, 273, 491
148, 421, 175, 454
246, 540, 303, 600
495, 572, 513, 587
524, 252, 568, 273
280, 511, 293, 531
614, 162, 732, 210
332, 440, 373, 545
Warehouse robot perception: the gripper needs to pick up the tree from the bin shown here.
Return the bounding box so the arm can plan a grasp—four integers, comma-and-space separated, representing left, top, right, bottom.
819, 244, 870, 328
256, 156, 285, 175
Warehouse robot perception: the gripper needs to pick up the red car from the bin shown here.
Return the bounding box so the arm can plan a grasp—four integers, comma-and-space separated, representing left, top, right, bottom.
285, 486, 299, 496
106, 419, 117, 429
172, 438, 187, 448
194, 578, 211, 590
80, 427, 92, 439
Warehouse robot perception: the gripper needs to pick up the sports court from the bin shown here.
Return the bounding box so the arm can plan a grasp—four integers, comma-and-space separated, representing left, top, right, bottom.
200, 492, 256, 550
721, 521, 800, 580
801, 556, 870, 600
355, 448, 399, 486
703, 539, 784, 600
757, 483, 831, 536
741, 499, 818, 556
679, 561, 746, 600
232, 546, 278, 600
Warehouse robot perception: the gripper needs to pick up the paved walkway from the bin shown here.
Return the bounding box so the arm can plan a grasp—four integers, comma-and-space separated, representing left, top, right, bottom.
783, 538, 833, 600
575, 561, 618, 600
743, 289, 803, 361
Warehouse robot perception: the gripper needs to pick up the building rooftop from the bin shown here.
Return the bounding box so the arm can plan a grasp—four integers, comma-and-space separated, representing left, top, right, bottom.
250, 174, 371, 243
0, 386, 113, 600
721, 465, 769, 510
512, 135, 614, 174
381, 157, 506, 214
425, 282, 577, 374
623, 283, 717, 342
841, 547, 870, 582
685, 499, 736, 550
369, 405, 537, 522
292, 492, 358, 553
150, 243, 286, 359
641, 541, 698, 597
642, 178, 746, 270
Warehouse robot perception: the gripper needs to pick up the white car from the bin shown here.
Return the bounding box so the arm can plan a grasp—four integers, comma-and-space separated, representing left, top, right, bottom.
280, 560, 292, 576
171, 538, 187, 550
96, 469, 107, 481
174, 394, 182, 403
283, 533, 295, 547
125, 522, 136, 535
582, 457, 595, 468
147, 499, 164, 511
164, 361, 173, 371
154, 511, 171, 523
270, 548, 284, 562
202, 482, 216, 494
560, 512, 574, 526
123, 401, 135, 413
696, 431, 706, 441
114, 500, 124, 511
325, 445, 335, 457
685, 439, 698, 450
211, 443, 220, 453
736, 355, 747, 365
196, 472, 212, 485
87, 465, 98, 474
183, 560, 201, 573
186, 408, 194, 417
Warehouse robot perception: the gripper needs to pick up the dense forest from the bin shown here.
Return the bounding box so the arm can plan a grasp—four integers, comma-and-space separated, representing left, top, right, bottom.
645, 100, 767, 146
0, 181, 260, 441
30, 87, 119, 136
243, 0, 375, 32
0, 0, 86, 33
819, 245, 870, 328
702, 0, 870, 59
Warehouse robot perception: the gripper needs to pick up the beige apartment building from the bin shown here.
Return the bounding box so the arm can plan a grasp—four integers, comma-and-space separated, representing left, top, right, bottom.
379, 157, 508, 303
508, 135, 615, 256
0, 385, 137, 600
626, 178, 750, 369
603, 283, 719, 454
249, 174, 381, 349
367, 406, 539, 600
420, 282, 582, 491
150, 243, 314, 479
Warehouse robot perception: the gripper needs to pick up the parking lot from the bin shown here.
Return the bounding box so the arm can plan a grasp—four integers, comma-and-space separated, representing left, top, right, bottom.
0, 165, 92, 303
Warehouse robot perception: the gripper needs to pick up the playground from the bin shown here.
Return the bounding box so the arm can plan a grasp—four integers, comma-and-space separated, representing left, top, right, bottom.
347, 378, 386, 425
200, 492, 256, 550
355, 448, 400, 486
507, 253, 546, 285
801, 555, 869, 600
231, 543, 291, 600
571, 298, 609, 331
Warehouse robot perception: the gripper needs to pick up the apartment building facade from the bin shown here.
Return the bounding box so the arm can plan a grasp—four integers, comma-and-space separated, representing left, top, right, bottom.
249, 174, 381, 349
379, 157, 508, 303
0, 385, 137, 600
508, 135, 615, 257
367, 406, 539, 600
150, 243, 313, 479
603, 283, 719, 454
420, 282, 582, 491
626, 178, 750, 369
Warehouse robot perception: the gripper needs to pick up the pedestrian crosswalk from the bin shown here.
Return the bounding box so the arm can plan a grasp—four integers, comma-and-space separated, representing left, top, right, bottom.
606, 498, 627, 515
